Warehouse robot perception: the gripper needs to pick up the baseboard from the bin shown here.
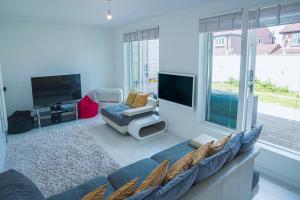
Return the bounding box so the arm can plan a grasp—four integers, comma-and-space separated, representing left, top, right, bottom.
255, 165, 300, 191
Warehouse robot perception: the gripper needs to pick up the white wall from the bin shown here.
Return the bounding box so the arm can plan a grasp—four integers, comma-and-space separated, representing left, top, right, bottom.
0, 19, 114, 115
112, 0, 300, 190
113, 0, 294, 139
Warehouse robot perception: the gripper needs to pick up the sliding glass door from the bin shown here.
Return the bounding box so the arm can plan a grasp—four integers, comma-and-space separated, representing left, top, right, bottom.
206, 31, 242, 129
124, 27, 159, 98
246, 3, 300, 154
200, 12, 244, 130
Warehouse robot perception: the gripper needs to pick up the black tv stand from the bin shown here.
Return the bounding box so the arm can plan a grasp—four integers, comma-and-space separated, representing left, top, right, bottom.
34, 102, 78, 128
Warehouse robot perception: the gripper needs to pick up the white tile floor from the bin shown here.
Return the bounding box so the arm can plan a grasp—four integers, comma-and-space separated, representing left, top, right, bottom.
24, 114, 300, 200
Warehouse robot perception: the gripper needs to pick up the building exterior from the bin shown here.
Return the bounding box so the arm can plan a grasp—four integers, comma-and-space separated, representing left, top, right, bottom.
214, 28, 276, 55
275, 23, 300, 54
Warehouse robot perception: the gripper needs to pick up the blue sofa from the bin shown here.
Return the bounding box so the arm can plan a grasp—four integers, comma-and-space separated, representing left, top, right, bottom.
47, 126, 262, 200
1, 126, 262, 200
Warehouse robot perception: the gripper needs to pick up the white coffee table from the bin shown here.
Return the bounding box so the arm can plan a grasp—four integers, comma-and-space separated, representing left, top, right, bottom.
128, 114, 168, 140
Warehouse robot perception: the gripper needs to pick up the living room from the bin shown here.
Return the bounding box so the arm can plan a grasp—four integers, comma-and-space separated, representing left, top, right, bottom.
0, 0, 300, 200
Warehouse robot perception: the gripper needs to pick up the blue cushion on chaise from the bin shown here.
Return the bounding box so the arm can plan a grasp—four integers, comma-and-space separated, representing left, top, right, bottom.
224, 131, 244, 162
239, 125, 263, 154
108, 158, 159, 190
154, 165, 199, 200
151, 141, 196, 167
47, 176, 114, 200
101, 104, 154, 126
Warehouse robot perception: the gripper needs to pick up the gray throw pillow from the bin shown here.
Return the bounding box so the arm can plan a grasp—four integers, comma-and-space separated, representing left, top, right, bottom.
0, 169, 45, 200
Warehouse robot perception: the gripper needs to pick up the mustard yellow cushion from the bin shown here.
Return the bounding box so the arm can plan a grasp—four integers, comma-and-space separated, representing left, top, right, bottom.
131, 93, 149, 108
81, 185, 106, 200
107, 178, 138, 200
164, 153, 193, 183
125, 92, 137, 106
136, 160, 169, 193
209, 134, 232, 156
191, 141, 214, 165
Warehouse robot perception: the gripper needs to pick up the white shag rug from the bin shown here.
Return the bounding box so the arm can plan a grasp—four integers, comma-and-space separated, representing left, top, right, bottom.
5, 125, 120, 198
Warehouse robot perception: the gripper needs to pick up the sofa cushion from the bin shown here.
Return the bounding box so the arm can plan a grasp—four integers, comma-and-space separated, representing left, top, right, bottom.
209, 134, 232, 156
132, 93, 149, 108
154, 165, 199, 200
239, 125, 263, 154
0, 169, 45, 200
127, 187, 160, 200
194, 147, 231, 184
224, 131, 244, 162
164, 152, 193, 183
47, 176, 114, 200
136, 160, 169, 193
108, 158, 159, 190
151, 141, 196, 167
107, 178, 138, 200
126, 92, 137, 106
101, 104, 153, 126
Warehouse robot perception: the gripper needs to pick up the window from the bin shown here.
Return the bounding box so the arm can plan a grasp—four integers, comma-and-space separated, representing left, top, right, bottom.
215, 36, 225, 46
291, 32, 300, 47
124, 27, 159, 98
205, 31, 241, 129
258, 38, 263, 44
199, 12, 242, 130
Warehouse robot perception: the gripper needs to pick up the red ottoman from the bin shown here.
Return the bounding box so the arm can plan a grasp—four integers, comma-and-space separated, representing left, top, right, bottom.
77, 95, 99, 119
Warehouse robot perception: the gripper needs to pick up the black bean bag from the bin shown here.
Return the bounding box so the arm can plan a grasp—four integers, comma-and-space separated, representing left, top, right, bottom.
7, 111, 34, 134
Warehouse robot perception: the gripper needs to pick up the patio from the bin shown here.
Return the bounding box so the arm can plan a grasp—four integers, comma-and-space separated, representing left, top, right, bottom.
257, 111, 300, 153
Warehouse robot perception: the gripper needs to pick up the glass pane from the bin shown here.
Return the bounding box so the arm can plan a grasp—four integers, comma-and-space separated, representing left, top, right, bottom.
130, 41, 139, 91
205, 30, 242, 129
140, 39, 159, 98
251, 23, 300, 153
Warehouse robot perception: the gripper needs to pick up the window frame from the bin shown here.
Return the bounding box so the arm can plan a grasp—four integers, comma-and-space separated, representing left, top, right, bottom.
291, 32, 300, 47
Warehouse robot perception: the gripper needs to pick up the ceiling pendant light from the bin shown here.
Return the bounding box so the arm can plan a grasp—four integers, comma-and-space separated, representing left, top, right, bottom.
106, 0, 112, 20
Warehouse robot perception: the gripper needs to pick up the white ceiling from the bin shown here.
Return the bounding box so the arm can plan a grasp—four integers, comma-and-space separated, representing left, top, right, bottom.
0, 0, 208, 27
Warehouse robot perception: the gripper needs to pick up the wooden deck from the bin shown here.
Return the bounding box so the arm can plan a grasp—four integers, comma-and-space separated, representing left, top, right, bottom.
257, 113, 300, 152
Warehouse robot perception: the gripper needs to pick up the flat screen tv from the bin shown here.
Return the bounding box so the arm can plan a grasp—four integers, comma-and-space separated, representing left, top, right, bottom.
158, 72, 195, 107
31, 74, 82, 107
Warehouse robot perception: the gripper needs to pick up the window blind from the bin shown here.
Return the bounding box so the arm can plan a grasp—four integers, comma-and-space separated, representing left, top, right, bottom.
249, 2, 300, 28
123, 31, 138, 43
139, 26, 159, 41
199, 12, 242, 33
123, 26, 159, 42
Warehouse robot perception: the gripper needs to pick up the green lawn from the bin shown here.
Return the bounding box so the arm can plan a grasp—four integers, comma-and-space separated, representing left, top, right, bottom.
212, 80, 300, 110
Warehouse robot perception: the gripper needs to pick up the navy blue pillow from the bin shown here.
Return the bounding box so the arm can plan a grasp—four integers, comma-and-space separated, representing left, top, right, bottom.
224, 131, 244, 162
127, 187, 160, 200
0, 169, 45, 200
194, 147, 231, 184
153, 165, 199, 200
239, 125, 263, 154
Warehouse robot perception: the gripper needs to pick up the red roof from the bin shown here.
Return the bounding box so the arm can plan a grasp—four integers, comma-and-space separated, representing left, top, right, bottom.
257, 44, 281, 55
280, 23, 300, 34
274, 47, 300, 55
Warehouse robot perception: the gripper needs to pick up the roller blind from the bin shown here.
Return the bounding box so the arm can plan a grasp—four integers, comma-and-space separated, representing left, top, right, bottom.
199, 12, 242, 33
249, 2, 300, 28
139, 26, 159, 41
123, 26, 159, 42
123, 31, 138, 43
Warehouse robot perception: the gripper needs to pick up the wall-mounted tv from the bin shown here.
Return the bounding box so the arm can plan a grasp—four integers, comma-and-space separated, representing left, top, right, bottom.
158, 72, 195, 107
31, 74, 82, 107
